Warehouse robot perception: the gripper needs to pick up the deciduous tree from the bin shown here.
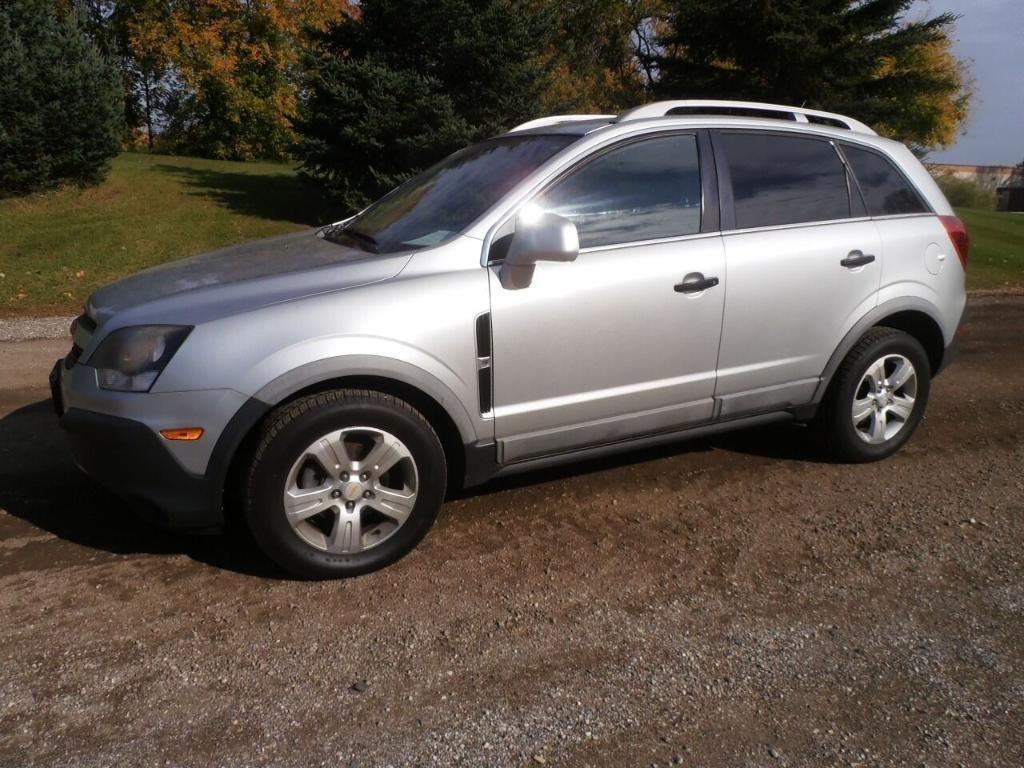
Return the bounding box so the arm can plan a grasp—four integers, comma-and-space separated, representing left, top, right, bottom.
109, 0, 350, 160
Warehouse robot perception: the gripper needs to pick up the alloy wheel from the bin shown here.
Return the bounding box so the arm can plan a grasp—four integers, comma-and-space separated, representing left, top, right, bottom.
851, 354, 918, 444
282, 427, 419, 553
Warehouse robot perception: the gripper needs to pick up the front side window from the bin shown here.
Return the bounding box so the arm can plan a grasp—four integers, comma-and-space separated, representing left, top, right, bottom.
841, 144, 929, 216
329, 134, 578, 254
535, 134, 702, 249
721, 132, 851, 229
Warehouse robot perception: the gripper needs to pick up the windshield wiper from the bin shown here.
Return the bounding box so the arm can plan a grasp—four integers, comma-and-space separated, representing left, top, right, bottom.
340, 227, 380, 254
324, 225, 380, 254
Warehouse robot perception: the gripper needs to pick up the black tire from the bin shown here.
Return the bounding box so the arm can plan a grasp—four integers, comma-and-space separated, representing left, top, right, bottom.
244, 389, 447, 579
821, 327, 931, 463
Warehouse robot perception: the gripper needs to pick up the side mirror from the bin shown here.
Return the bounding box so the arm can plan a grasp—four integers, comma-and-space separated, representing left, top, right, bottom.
499, 211, 579, 290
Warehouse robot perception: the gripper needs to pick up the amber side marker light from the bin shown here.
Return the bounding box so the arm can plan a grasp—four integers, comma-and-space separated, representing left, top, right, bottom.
160, 427, 204, 441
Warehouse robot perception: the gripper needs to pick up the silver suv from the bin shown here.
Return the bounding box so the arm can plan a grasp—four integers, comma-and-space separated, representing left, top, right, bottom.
51, 100, 969, 578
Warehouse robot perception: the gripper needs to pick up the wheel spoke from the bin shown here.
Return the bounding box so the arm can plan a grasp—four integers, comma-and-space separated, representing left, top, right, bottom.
852, 397, 874, 424
889, 358, 915, 391
864, 359, 886, 391
284, 485, 335, 524
361, 434, 409, 475
306, 437, 345, 480
370, 485, 416, 523
869, 410, 887, 442
888, 395, 915, 421
326, 509, 362, 553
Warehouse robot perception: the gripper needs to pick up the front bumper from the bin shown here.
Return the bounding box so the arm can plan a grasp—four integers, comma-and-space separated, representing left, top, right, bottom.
51, 359, 268, 532
60, 406, 226, 531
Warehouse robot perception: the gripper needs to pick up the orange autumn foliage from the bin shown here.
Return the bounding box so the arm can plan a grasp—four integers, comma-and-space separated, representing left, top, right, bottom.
129, 0, 353, 159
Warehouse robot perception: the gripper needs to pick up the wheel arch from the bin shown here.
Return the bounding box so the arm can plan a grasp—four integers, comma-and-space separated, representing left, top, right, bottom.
812, 299, 948, 406
217, 365, 481, 527
871, 310, 945, 374
268, 374, 468, 492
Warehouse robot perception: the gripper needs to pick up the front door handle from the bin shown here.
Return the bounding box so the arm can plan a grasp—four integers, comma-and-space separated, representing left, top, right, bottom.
841, 251, 876, 269
674, 273, 719, 294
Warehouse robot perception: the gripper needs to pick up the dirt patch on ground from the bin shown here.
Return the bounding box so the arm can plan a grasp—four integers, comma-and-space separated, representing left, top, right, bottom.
1, 298, 1022, 767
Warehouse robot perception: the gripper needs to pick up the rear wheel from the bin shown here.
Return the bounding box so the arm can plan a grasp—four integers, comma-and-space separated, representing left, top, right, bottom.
244, 389, 446, 579
822, 327, 931, 462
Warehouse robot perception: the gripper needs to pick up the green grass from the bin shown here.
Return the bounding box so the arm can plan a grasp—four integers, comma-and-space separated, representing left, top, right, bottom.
956, 208, 1024, 291
0, 153, 331, 315
0, 156, 1021, 315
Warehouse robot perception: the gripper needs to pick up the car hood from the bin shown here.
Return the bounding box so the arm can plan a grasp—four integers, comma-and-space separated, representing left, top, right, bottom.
87, 229, 413, 327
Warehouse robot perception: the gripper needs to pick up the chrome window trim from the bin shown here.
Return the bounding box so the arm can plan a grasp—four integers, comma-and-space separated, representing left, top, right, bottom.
869, 212, 937, 222
720, 216, 874, 237
575, 229, 722, 256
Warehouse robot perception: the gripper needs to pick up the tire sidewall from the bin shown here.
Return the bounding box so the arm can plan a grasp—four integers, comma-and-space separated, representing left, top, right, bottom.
830, 332, 931, 462
247, 398, 446, 579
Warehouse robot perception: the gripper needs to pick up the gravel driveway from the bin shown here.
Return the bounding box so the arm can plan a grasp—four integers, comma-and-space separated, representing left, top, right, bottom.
1, 298, 1021, 768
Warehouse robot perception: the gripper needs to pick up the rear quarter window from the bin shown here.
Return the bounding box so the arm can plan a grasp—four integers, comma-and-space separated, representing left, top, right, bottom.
840, 144, 930, 216
720, 132, 851, 229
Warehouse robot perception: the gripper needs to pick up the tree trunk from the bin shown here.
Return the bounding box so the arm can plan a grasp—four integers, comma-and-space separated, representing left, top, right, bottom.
143, 74, 154, 151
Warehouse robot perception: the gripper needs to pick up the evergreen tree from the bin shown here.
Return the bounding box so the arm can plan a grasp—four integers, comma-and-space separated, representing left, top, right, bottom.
0, 0, 123, 196
295, 0, 552, 212
654, 0, 969, 149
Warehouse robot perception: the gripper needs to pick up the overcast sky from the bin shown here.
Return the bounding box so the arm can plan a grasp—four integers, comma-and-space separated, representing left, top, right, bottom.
913, 0, 1024, 165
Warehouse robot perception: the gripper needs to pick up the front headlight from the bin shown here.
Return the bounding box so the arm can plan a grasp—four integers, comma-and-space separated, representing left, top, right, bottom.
87, 325, 192, 392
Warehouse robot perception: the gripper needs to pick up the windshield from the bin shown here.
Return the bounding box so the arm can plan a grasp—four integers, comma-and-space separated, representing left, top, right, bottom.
325, 134, 578, 254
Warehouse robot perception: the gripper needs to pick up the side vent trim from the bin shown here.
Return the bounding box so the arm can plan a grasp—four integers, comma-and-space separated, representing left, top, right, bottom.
475, 312, 493, 416
477, 367, 493, 415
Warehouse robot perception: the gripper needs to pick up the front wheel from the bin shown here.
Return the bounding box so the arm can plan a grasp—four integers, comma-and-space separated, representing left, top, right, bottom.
244, 389, 447, 579
822, 327, 931, 462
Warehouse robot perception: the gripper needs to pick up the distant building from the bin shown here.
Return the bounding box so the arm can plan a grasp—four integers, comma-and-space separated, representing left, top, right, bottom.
997, 187, 1024, 212
927, 164, 1024, 212
927, 163, 1024, 189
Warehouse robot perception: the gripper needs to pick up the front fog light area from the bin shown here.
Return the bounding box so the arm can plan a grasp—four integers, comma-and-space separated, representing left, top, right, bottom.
88, 325, 192, 392
96, 368, 161, 392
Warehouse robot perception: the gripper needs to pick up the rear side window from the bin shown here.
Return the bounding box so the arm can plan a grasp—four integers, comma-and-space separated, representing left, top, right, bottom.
536, 134, 702, 248
841, 144, 929, 216
720, 132, 850, 229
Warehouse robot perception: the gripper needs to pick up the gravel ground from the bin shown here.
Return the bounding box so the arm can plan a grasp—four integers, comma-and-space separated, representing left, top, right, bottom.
0, 316, 74, 343
0, 297, 1022, 768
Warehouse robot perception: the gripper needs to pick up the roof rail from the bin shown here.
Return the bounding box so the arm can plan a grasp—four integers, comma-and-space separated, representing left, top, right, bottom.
508, 114, 616, 133
616, 100, 876, 135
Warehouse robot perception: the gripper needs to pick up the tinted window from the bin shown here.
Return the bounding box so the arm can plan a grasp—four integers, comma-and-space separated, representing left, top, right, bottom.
535, 134, 702, 248
329, 134, 577, 254
842, 144, 929, 216
721, 133, 850, 228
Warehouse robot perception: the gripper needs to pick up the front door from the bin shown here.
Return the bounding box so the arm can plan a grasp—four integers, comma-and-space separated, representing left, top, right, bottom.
487, 132, 726, 463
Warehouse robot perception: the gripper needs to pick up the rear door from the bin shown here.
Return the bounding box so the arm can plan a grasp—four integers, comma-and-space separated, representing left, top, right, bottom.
713, 130, 882, 417
487, 132, 726, 463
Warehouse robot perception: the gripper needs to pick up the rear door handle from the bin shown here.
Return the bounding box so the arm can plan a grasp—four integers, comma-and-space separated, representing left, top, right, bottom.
841, 251, 876, 269
674, 273, 720, 294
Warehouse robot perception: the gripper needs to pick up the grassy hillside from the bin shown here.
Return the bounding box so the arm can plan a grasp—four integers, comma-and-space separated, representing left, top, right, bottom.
0, 153, 331, 315
0, 155, 1021, 315
957, 208, 1024, 291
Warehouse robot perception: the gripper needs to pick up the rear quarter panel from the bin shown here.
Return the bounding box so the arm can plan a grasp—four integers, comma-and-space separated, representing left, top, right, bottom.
873, 215, 967, 345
